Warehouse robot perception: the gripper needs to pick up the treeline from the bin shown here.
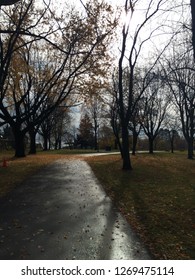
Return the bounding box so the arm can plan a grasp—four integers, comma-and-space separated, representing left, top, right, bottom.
0, 0, 117, 156
0, 0, 194, 169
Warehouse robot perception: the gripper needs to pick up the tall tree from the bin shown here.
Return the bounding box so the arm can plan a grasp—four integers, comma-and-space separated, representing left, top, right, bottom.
116, 0, 170, 170
0, 0, 117, 156
164, 51, 195, 159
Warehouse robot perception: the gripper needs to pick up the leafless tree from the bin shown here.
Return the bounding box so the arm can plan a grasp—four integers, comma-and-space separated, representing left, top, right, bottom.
140, 72, 169, 153
164, 50, 195, 159
116, 0, 173, 170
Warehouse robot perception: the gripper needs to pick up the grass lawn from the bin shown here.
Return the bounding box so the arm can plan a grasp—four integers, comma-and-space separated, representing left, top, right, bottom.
86, 152, 195, 260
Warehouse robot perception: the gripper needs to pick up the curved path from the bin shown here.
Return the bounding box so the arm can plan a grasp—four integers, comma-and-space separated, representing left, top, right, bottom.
0, 158, 151, 260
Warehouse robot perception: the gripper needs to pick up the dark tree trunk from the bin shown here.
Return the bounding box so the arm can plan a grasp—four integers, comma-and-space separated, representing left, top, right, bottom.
29, 128, 37, 154
59, 137, 62, 149
191, 0, 195, 60
48, 137, 51, 150
187, 138, 194, 159
170, 138, 174, 153
13, 129, 26, 157
94, 130, 98, 150
121, 125, 132, 170
54, 139, 58, 150
149, 137, 154, 154
43, 135, 48, 151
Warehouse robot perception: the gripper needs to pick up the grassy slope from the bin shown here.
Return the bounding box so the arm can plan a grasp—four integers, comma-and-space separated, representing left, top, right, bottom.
86, 153, 195, 260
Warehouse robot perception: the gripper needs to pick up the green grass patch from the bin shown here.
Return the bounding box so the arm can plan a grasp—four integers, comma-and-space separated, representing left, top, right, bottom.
86, 153, 195, 260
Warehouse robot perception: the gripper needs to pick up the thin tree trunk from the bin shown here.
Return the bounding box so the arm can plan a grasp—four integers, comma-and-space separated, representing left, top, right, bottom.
170, 138, 174, 153
94, 129, 98, 150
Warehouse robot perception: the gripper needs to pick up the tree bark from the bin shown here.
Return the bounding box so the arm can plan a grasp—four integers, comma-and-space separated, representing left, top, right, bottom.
59, 137, 62, 149
190, 0, 195, 60
187, 138, 194, 159
170, 139, 174, 153
170, 133, 175, 153
13, 129, 26, 157
43, 135, 48, 151
94, 129, 98, 150
121, 125, 132, 170
149, 137, 154, 154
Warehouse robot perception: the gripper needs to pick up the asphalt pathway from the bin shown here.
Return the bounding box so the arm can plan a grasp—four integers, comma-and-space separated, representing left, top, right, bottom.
0, 158, 151, 260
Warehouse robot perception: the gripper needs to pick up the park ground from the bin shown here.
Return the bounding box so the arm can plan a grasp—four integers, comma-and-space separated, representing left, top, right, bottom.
0, 149, 194, 259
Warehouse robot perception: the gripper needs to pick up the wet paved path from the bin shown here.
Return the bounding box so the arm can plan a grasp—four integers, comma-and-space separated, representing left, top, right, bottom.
0, 159, 151, 260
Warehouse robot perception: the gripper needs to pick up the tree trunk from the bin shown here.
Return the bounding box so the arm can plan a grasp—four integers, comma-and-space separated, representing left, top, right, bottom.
54, 139, 58, 150
43, 135, 48, 151
190, 0, 195, 60
59, 137, 62, 149
29, 128, 37, 154
149, 138, 154, 154
13, 129, 26, 157
187, 137, 194, 159
170, 138, 174, 153
94, 130, 98, 150
121, 125, 132, 170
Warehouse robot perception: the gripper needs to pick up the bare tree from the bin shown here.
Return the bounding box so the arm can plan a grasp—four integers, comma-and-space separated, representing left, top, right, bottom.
140, 73, 169, 154
164, 51, 195, 159
116, 0, 172, 170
